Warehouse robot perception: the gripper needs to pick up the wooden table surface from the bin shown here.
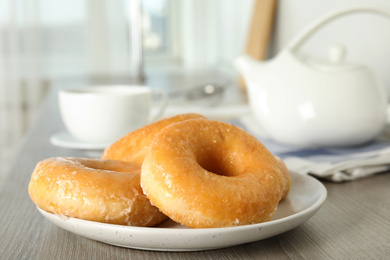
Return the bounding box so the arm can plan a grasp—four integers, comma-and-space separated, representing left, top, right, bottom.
1, 83, 389, 260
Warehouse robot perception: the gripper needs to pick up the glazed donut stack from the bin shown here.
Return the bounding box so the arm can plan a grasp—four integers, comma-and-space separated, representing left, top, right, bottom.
29, 113, 291, 228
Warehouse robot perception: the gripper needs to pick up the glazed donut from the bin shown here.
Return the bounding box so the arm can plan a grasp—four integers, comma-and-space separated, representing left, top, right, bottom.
102, 113, 205, 166
28, 157, 167, 226
275, 156, 291, 200
141, 119, 290, 228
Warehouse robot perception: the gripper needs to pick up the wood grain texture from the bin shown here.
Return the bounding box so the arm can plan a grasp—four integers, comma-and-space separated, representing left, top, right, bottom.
245, 0, 277, 60
0, 84, 389, 259
238, 0, 277, 88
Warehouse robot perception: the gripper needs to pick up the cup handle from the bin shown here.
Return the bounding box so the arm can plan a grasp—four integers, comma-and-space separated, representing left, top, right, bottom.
149, 90, 168, 123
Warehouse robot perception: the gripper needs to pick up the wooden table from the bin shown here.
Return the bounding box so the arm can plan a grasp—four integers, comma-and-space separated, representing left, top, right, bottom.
1, 82, 389, 259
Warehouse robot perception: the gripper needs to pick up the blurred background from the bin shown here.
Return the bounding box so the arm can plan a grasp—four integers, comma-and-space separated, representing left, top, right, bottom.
1, 0, 390, 178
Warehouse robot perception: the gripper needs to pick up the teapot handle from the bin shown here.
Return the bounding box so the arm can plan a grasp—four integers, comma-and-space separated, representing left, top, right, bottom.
286, 5, 390, 53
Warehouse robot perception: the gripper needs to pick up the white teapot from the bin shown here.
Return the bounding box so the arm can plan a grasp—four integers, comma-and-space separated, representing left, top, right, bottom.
235, 5, 390, 147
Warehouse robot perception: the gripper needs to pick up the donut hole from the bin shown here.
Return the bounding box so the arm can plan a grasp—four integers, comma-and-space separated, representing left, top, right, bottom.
73, 159, 138, 173
196, 149, 237, 177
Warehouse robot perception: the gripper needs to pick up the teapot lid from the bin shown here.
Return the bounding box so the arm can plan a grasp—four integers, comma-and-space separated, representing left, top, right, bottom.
299, 44, 363, 73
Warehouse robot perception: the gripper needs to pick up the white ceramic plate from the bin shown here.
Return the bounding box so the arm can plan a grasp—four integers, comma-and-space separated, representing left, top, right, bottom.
50, 131, 110, 150
38, 172, 327, 251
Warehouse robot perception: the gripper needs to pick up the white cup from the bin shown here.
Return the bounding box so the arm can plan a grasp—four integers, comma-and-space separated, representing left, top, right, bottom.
59, 85, 168, 143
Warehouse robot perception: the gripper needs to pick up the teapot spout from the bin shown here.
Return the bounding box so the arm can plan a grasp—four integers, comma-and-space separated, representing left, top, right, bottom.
233, 55, 263, 85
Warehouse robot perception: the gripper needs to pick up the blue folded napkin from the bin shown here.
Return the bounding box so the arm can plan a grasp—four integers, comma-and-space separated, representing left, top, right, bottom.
234, 115, 390, 182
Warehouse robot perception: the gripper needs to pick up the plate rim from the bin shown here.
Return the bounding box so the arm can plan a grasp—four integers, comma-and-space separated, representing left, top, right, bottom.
50, 131, 110, 150
37, 172, 327, 250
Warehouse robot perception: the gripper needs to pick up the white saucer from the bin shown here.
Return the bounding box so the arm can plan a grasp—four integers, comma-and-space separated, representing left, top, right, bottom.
50, 132, 111, 150
37, 172, 327, 251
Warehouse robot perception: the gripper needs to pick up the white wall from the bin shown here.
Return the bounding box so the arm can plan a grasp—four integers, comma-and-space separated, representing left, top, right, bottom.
270, 0, 390, 98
